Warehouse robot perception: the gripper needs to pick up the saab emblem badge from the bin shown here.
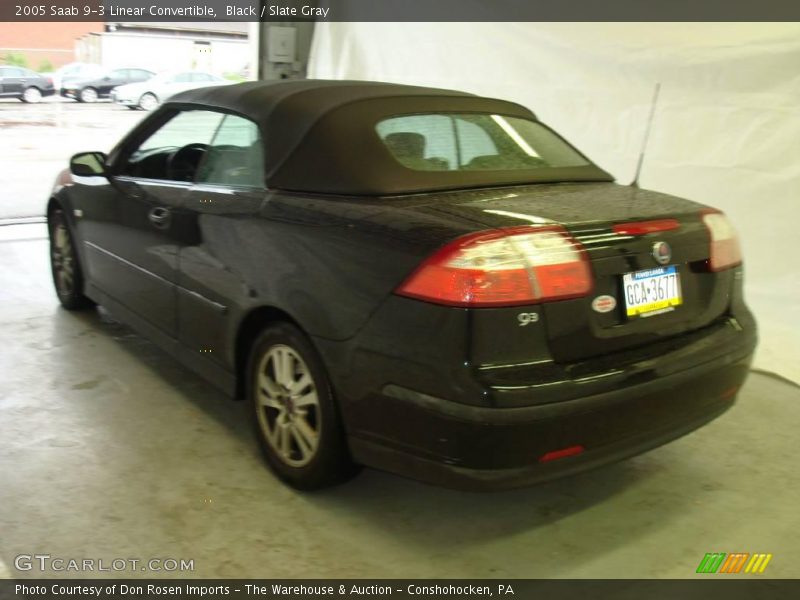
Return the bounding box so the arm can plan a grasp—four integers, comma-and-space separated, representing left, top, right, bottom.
652, 241, 672, 265
591, 295, 617, 313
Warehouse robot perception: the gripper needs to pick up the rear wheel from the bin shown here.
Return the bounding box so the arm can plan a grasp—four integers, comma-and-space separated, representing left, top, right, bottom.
248, 323, 359, 490
138, 93, 158, 111
79, 87, 98, 103
21, 87, 42, 103
48, 208, 93, 310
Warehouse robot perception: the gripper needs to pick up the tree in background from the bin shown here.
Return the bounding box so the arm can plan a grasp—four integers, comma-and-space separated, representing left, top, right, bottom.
38, 59, 54, 73
2, 52, 28, 67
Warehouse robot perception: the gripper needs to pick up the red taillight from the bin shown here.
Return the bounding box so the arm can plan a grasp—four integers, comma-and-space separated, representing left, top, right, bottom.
612, 218, 680, 236
702, 210, 742, 271
396, 225, 592, 307
539, 445, 585, 463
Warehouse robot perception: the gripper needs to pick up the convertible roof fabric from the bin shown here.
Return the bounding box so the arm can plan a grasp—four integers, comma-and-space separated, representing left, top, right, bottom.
167, 80, 611, 195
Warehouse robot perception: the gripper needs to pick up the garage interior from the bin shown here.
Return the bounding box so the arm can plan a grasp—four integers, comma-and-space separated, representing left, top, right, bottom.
1, 22, 799, 579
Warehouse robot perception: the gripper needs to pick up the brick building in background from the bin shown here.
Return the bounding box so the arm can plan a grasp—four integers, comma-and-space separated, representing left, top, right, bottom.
0, 22, 103, 71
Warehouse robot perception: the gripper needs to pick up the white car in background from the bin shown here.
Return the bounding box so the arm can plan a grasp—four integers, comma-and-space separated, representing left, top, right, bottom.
46, 62, 105, 92
111, 71, 232, 111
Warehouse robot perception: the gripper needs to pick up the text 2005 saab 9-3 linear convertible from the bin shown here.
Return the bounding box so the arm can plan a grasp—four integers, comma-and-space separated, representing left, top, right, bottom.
47, 80, 757, 490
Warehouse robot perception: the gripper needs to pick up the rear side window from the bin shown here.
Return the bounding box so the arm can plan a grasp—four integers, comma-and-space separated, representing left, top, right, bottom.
130, 69, 152, 80
196, 115, 265, 188
376, 113, 589, 172
2, 67, 26, 77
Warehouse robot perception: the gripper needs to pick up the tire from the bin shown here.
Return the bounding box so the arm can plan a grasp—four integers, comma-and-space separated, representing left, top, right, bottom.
138, 93, 158, 111
48, 208, 94, 310
21, 86, 42, 104
247, 322, 359, 490
79, 87, 98, 103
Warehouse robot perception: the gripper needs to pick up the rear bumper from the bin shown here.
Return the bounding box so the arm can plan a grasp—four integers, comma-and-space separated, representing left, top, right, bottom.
340, 318, 756, 491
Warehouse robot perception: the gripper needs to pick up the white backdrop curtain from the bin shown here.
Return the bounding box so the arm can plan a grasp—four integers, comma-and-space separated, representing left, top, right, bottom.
308, 23, 800, 383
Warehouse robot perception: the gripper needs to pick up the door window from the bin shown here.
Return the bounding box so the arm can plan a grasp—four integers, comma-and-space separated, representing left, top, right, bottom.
196, 114, 265, 188
121, 110, 225, 182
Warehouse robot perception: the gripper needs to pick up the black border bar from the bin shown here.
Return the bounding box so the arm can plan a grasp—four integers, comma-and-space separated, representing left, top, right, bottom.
4, 579, 800, 600
3, 0, 800, 22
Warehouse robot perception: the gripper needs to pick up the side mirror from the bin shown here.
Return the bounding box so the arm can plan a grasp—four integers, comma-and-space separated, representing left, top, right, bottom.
70, 152, 107, 177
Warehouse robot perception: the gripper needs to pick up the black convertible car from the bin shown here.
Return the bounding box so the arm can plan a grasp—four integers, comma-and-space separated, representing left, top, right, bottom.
47, 80, 756, 490
60, 67, 155, 103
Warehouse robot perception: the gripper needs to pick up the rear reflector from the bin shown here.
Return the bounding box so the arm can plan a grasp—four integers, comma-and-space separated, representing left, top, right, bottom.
539, 445, 585, 463
396, 225, 592, 307
612, 218, 680, 236
702, 210, 742, 271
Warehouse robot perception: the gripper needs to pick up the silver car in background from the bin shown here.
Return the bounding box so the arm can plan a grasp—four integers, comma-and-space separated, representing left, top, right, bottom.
112, 71, 232, 111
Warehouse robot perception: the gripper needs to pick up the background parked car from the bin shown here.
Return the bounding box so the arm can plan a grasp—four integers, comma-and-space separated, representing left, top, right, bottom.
61, 67, 155, 103
111, 71, 231, 110
46, 62, 104, 92
0, 66, 55, 103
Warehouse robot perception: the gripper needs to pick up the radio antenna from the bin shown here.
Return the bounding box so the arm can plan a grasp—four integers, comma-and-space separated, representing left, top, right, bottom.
632, 82, 661, 188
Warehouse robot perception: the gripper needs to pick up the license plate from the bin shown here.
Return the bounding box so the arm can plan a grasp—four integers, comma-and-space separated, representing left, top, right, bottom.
622, 265, 682, 317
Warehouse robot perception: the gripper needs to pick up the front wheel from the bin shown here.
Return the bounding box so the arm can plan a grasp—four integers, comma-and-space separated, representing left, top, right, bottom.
248, 323, 359, 490
138, 92, 158, 111
21, 86, 42, 103
49, 208, 93, 310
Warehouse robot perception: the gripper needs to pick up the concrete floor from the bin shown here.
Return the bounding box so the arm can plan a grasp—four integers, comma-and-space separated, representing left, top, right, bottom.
0, 222, 798, 579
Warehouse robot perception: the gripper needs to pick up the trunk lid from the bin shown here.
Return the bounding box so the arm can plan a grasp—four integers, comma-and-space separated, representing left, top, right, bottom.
399, 182, 732, 363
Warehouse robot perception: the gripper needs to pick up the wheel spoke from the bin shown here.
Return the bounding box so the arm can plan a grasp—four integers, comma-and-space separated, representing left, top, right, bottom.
271, 348, 292, 388
278, 421, 291, 457
55, 227, 67, 251
290, 425, 311, 459
293, 389, 318, 408
258, 372, 282, 399
292, 414, 318, 454
258, 391, 282, 410
282, 349, 296, 387
288, 372, 311, 394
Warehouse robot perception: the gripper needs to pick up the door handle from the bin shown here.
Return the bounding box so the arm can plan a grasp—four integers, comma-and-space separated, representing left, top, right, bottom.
148, 206, 171, 229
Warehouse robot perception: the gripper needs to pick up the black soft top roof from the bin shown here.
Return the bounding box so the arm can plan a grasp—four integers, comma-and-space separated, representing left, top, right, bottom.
166, 80, 611, 195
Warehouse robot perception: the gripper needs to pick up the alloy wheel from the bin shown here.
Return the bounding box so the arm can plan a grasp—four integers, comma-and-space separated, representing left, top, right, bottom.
51, 222, 75, 296
22, 87, 42, 103
255, 344, 321, 467
139, 93, 158, 111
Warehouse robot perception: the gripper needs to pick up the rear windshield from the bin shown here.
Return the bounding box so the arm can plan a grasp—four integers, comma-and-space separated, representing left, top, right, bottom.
376, 113, 590, 172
